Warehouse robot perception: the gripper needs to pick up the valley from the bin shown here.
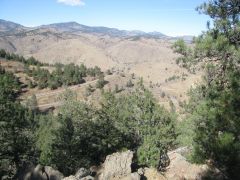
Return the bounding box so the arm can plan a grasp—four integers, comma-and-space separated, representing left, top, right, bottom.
0, 19, 202, 113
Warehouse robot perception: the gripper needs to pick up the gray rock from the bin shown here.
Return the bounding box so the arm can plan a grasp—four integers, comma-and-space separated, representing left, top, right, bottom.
120, 173, 141, 180
23, 165, 64, 180
44, 166, 64, 180
63, 175, 78, 180
80, 175, 94, 180
75, 168, 90, 179
99, 150, 134, 180
137, 168, 144, 176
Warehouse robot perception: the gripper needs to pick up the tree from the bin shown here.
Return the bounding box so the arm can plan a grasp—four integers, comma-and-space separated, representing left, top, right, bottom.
36, 114, 56, 166
0, 49, 6, 58
96, 74, 106, 89
172, 39, 188, 56
126, 79, 134, 88
175, 0, 240, 178
0, 67, 36, 178
0, 66, 20, 102
128, 86, 177, 169
0, 102, 36, 178
25, 94, 38, 111
85, 84, 94, 97
51, 115, 75, 175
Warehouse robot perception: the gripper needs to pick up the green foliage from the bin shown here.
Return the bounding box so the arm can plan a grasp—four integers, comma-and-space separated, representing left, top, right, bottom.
172, 39, 188, 56
116, 86, 177, 169
1, 50, 103, 90
126, 79, 134, 88
172, 40, 196, 72
0, 102, 36, 178
41, 85, 177, 175
160, 91, 166, 98
36, 114, 57, 166
0, 49, 48, 66
175, 1, 240, 179
85, 84, 95, 97
25, 94, 38, 111
96, 74, 106, 89
51, 115, 75, 175
0, 67, 36, 178
87, 66, 102, 77
0, 66, 21, 101
26, 62, 103, 89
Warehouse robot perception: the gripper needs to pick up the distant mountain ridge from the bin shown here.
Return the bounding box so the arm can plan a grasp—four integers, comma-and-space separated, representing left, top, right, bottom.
0, 19, 194, 40
0, 19, 26, 34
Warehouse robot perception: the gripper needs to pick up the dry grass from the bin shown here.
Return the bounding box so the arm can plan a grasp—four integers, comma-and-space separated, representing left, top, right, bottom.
0, 29, 203, 112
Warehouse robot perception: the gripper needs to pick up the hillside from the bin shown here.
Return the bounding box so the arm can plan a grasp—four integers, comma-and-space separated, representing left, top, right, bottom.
0, 19, 200, 111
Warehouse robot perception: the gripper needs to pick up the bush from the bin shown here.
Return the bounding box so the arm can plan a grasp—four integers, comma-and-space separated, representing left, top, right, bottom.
96, 75, 106, 89
126, 80, 134, 87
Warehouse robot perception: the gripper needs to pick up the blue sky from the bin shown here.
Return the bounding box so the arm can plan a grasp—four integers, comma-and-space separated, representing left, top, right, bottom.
0, 0, 210, 36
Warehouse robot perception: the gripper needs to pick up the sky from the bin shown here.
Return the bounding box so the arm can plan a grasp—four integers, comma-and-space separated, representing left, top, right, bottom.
0, 0, 210, 36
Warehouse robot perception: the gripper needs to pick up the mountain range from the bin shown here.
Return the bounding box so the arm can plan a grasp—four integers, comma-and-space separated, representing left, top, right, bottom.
0, 19, 193, 40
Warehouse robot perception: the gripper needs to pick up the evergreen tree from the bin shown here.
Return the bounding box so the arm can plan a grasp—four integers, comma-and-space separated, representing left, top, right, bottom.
0, 67, 36, 178
51, 115, 75, 175
175, 0, 240, 178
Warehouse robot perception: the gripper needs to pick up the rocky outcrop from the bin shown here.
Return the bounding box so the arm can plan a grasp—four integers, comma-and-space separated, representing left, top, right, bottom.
165, 150, 209, 180
118, 172, 141, 180
63, 168, 93, 180
75, 168, 91, 179
63, 175, 78, 180
143, 168, 166, 180
99, 150, 134, 180
23, 164, 64, 180
23, 148, 223, 180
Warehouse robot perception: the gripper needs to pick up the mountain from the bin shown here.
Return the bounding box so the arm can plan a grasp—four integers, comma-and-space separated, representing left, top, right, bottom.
40, 22, 165, 38
0, 19, 195, 41
0, 19, 168, 38
0, 19, 28, 35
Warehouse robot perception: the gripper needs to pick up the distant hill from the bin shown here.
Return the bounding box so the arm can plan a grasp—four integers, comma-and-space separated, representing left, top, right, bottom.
0, 19, 200, 111
0, 19, 194, 41
0, 19, 168, 38
0, 19, 28, 35
39, 22, 166, 38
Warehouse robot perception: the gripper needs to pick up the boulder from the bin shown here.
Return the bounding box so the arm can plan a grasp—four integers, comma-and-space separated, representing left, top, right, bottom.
75, 168, 90, 179
99, 150, 134, 180
63, 175, 78, 180
119, 172, 141, 180
165, 151, 210, 180
80, 175, 94, 180
143, 168, 166, 180
23, 165, 64, 180
44, 166, 64, 180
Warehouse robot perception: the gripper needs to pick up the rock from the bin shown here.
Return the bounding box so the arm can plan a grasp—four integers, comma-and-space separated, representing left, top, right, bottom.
44, 166, 64, 180
99, 150, 134, 180
75, 168, 90, 179
165, 152, 210, 180
63, 175, 78, 180
80, 175, 94, 180
137, 168, 144, 176
120, 172, 141, 180
23, 165, 64, 180
63, 175, 95, 180
63, 168, 93, 180
143, 168, 166, 180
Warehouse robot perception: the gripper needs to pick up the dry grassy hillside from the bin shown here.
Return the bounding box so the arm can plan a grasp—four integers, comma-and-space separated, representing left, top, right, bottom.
0, 26, 202, 112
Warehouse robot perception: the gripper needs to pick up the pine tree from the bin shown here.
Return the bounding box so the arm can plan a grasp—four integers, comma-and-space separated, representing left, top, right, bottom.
175, 0, 240, 178
0, 68, 36, 178
51, 115, 75, 175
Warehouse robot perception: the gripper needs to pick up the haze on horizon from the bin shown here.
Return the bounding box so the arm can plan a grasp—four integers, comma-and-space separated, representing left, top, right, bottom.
0, 0, 209, 37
